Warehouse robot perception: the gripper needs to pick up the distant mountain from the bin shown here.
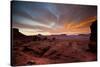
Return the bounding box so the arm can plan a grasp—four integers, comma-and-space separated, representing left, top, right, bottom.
90, 20, 97, 41
12, 28, 90, 41
12, 28, 26, 39
88, 20, 97, 53
12, 28, 33, 42
12, 28, 25, 36
46, 34, 90, 40
78, 34, 90, 37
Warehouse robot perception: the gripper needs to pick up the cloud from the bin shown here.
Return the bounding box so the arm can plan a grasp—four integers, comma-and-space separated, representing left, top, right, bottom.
12, 1, 97, 35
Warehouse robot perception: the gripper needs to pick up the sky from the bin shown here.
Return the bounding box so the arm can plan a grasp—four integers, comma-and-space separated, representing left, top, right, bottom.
12, 1, 97, 35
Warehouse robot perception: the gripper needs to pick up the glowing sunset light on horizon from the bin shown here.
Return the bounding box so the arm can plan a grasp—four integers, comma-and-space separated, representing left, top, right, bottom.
12, 1, 97, 36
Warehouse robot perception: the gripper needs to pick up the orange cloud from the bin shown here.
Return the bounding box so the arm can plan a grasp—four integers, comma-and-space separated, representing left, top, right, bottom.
58, 16, 96, 35
74, 16, 96, 28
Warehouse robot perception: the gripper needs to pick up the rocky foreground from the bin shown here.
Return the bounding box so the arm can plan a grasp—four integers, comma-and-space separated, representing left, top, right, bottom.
11, 30, 96, 66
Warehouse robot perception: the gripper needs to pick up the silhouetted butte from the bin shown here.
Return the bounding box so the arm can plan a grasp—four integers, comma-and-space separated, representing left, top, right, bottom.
89, 20, 97, 54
